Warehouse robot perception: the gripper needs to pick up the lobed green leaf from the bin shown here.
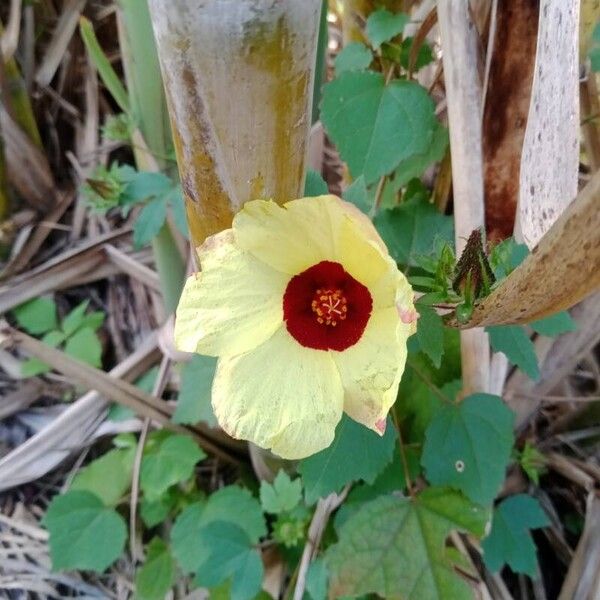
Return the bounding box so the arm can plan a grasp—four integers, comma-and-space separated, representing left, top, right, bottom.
334, 42, 373, 75
299, 415, 396, 505
135, 538, 176, 600
259, 470, 302, 515
421, 393, 515, 505
321, 71, 437, 185
140, 434, 205, 501
13, 297, 57, 335
487, 325, 540, 380
43, 491, 127, 572
365, 9, 409, 49
482, 494, 549, 576
327, 488, 489, 599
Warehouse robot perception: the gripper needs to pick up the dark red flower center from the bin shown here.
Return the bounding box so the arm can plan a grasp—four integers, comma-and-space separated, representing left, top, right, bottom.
283, 261, 372, 351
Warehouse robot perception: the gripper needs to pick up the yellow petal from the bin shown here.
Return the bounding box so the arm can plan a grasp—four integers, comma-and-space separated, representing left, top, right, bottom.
332, 307, 411, 433
212, 327, 344, 459
394, 271, 418, 336
174, 230, 287, 356
233, 198, 334, 275
233, 196, 391, 281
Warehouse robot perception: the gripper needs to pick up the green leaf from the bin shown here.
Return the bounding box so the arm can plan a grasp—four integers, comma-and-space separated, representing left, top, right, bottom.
79, 17, 130, 114
70, 446, 136, 506
200, 486, 267, 542
517, 441, 546, 485
306, 558, 328, 600
13, 297, 57, 335
400, 327, 462, 443
140, 491, 177, 528
171, 486, 266, 573
259, 470, 302, 514
21, 358, 51, 377
415, 304, 444, 368
401, 376, 462, 445
374, 196, 454, 266
141, 434, 205, 500
135, 367, 160, 393
194, 521, 264, 600
173, 355, 218, 426
298, 415, 396, 505
304, 169, 328, 196
489, 238, 528, 279
21, 330, 66, 377
334, 42, 373, 75
79, 311, 105, 333
487, 325, 540, 380
273, 505, 310, 547
482, 494, 549, 576
365, 9, 409, 49
43, 491, 127, 572
64, 327, 103, 367
133, 195, 167, 249
342, 175, 370, 214
62, 301, 105, 337
530, 311, 577, 337
421, 393, 514, 505
392, 122, 448, 190
61, 300, 89, 335
326, 488, 490, 599
398, 36, 435, 70
109, 368, 158, 422
135, 538, 176, 600
334, 447, 421, 532
123, 171, 172, 204
167, 186, 189, 238
209, 581, 272, 600
321, 71, 437, 185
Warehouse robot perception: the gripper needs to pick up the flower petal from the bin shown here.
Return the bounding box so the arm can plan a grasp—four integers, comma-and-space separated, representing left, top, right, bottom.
234, 196, 391, 281
174, 230, 287, 356
233, 198, 335, 275
332, 307, 412, 433
212, 327, 344, 459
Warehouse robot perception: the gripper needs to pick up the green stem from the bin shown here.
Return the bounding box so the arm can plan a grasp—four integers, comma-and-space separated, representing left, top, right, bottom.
114, 0, 185, 310
312, 0, 329, 124
152, 225, 186, 314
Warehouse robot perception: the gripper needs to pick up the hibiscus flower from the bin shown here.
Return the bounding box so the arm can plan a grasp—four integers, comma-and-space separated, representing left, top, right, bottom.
175, 195, 416, 459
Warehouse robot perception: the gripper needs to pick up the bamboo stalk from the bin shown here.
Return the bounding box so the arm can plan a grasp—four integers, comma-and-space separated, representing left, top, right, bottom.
148, 0, 322, 250
437, 1, 490, 395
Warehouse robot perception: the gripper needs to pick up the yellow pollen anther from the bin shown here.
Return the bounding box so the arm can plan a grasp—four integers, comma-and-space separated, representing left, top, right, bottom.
311, 288, 348, 326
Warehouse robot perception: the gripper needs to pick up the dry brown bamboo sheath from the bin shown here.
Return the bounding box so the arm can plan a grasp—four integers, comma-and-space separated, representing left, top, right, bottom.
448, 169, 600, 329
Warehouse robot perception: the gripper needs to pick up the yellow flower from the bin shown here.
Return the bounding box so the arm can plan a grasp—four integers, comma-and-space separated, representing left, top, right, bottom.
175, 195, 416, 459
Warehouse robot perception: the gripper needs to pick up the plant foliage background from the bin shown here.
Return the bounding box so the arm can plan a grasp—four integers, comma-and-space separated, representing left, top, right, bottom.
0, 2, 598, 600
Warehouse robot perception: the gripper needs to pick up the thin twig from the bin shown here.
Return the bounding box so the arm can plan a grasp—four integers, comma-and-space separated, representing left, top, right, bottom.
292, 487, 349, 600
129, 355, 171, 562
